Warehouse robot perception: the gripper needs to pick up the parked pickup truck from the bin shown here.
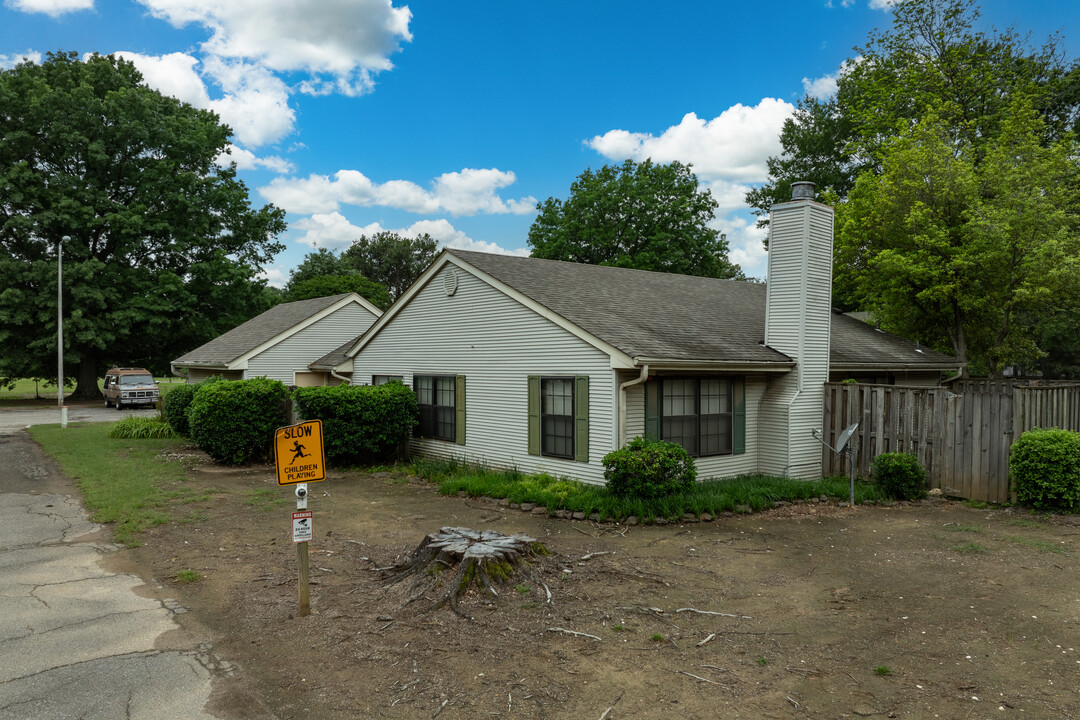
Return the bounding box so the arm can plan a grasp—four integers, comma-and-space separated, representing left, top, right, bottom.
103, 368, 160, 409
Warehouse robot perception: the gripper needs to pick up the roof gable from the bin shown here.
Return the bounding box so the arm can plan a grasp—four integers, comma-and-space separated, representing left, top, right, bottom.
173, 293, 381, 368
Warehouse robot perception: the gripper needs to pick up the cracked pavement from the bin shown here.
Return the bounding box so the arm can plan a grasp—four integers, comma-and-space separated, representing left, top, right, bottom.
0, 426, 225, 720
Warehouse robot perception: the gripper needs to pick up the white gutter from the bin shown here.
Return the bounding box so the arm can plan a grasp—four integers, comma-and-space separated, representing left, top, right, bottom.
330, 369, 352, 385
632, 357, 795, 372
617, 364, 648, 449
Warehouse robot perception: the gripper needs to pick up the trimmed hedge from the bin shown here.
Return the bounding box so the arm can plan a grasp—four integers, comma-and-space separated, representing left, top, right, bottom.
292, 381, 418, 465
188, 377, 290, 465
163, 375, 230, 438
602, 436, 697, 499
162, 383, 198, 436
1010, 428, 1080, 513
871, 452, 928, 501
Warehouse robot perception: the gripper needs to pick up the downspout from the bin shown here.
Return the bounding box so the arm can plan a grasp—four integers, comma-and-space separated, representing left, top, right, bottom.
330, 369, 352, 385
617, 364, 649, 449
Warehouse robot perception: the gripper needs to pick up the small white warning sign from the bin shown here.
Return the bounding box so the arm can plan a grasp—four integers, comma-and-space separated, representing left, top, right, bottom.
292, 510, 313, 543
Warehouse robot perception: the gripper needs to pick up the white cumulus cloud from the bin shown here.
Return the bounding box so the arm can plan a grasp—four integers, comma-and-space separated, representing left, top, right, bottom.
586, 99, 795, 184
216, 145, 294, 174
116, 51, 210, 106
137, 0, 412, 95
0, 51, 42, 69
116, 51, 295, 148
288, 213, 528, 260
802, 73, 839, 100
4, 0, 91, 17
260, 168, 536, 217
201, 57, 295, 147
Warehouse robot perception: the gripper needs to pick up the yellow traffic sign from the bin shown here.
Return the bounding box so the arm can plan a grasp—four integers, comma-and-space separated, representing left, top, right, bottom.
274, 420, 326, 486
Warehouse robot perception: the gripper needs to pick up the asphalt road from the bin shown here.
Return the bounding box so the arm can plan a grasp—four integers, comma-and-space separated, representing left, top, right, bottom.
0, 403, 157, 433
0, 410, 239, 720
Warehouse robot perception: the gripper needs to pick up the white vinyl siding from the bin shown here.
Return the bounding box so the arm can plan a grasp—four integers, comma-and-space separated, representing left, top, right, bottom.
185, 368, 241, 384
761, 200, 834, 478
351, 265, 614, 485
622, 372, 766, 479
244, 303, 378, 384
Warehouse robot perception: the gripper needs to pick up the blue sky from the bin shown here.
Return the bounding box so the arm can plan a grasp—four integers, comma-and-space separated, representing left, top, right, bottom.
2, 0, 1077, 284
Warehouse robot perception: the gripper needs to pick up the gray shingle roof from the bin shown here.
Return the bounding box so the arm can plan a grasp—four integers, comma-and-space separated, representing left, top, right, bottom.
310, 334, 364, 370
830, 311, 956, 367
448, 250, 957, 368
173, 293, 354, 367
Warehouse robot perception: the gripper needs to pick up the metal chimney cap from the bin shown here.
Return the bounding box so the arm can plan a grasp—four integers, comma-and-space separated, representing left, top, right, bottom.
791, 181, 815, 201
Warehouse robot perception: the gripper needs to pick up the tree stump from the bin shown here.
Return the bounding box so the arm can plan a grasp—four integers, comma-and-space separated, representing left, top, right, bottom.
381, 527, 551, 617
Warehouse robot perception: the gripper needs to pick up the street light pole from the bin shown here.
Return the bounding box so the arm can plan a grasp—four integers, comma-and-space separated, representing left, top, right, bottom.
58, 235, 68, 410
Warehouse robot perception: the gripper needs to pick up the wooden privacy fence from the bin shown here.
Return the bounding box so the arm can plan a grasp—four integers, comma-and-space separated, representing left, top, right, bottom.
820, 381, 1080, 503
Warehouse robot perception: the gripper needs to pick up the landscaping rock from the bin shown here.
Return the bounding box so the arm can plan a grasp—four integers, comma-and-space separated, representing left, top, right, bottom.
498, 498, 510, 506
682, 513, 699, 523
589, 513, 601, 522
520, 502, 536, 511
509, 502, 520, 510
626, 516, 639, 526
531, 506, 547, 516
572, 512, 586, 521
735, 504, 752, 514
699, 512, 713, 522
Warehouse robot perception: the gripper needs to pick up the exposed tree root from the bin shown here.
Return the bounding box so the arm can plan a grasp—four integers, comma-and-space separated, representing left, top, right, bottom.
381, 527, 551, 618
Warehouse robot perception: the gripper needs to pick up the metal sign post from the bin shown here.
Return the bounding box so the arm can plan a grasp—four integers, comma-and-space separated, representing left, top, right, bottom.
812, 423, 860, 506
274, 420, 326, 618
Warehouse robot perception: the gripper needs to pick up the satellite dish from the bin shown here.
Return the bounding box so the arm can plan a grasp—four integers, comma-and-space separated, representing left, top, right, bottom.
835, 422, 859, 453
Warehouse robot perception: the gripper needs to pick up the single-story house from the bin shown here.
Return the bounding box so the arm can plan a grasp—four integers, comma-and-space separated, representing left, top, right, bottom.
171, 292, 382, 385
306, 183, 959, 484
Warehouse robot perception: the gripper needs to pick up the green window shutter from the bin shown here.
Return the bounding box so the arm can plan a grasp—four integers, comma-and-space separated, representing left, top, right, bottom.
455, 375, 466, 445
574, 375, 589, 463
733, 376, 746, 455
644, 378, 659, 441
527, 375, 540, 456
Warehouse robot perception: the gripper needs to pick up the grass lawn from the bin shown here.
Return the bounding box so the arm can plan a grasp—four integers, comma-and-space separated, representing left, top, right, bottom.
1, 376, 185, 404
29, 422, 210, 545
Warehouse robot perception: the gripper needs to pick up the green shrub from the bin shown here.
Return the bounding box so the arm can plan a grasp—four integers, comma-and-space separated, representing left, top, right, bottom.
1009, 428, 1080, 513
162, 383, 198, 436
871, 452, 927, 501
108, 415, 177, 439
292, 381, 417, 465
188, 377, 290, 465
602, 436, 696, 499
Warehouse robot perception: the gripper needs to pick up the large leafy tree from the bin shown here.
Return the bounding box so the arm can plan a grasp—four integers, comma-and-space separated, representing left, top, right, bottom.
341, 231, 438, 300
0, 52, 285, 397
747, 0, 1078, 228
835, 103, 1080, 375
528, 159, 742, 279
749, 0, 1080, 376
282, 274, 391, 309
287, 248, 347, 286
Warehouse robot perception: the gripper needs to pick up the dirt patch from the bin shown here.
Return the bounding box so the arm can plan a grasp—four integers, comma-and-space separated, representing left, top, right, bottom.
124, 462, 1080, 719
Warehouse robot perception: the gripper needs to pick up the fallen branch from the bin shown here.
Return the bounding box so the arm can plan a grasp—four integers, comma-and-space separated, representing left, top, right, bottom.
676, 607, 751, 619
697, 633, 716, 647
432, 699, 449, 718
581, 551, 613, 561
597, 691, 623, 720
547, 627, 601, 641
675, 670, 721, 686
